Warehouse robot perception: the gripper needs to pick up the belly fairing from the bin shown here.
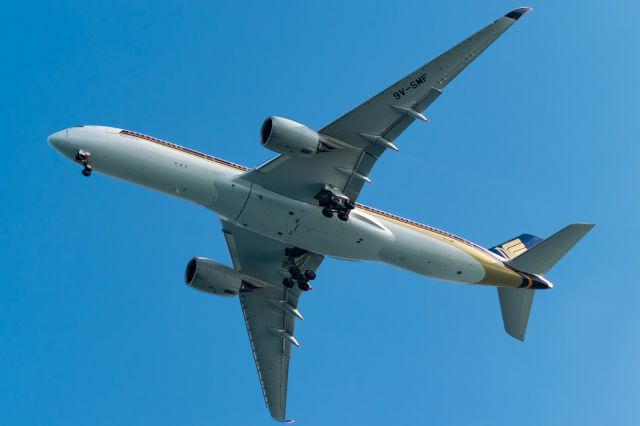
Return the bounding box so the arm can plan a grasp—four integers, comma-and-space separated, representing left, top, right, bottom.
233, 185, 395, 259
291, 206, 395, 260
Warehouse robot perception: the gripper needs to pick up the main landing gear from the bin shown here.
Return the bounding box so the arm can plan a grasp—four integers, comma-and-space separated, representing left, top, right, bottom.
282, 247, 316, 292
315, 184, 355, 222
75, 150, 93, 177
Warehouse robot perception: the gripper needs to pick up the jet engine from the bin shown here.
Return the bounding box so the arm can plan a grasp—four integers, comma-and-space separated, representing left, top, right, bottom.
184, 257, 241, 297
260, 116, 320, 157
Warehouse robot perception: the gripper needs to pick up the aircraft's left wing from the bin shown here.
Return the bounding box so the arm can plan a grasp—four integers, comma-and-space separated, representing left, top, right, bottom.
221, 220, 323, 422
243, 8, 531, 203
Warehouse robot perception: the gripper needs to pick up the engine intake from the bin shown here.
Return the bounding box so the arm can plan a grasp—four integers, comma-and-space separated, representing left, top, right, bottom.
184, 257, 241, 297
260, 116, 320, 157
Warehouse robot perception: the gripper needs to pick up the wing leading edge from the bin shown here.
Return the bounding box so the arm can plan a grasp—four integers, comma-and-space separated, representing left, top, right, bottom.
243, 8, 532, 203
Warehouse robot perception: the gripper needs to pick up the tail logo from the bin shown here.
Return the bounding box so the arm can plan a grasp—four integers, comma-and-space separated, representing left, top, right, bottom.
494, 238, 527, 259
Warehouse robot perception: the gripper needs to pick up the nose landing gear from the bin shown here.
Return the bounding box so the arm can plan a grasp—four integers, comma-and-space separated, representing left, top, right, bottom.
75, 150, 93, 177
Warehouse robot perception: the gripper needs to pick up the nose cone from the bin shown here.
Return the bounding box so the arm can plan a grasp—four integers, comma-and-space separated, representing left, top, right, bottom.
48, 128, 78, 160
47, 130, 67, 150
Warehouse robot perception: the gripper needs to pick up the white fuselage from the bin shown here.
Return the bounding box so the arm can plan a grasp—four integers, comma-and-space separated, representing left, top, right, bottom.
48, 125, 528, 288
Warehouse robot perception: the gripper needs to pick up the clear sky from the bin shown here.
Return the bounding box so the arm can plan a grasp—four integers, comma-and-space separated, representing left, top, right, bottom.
1, 1, 638, 425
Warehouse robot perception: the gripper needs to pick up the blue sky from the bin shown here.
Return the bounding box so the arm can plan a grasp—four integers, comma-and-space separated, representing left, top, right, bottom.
1, 1, 638, 424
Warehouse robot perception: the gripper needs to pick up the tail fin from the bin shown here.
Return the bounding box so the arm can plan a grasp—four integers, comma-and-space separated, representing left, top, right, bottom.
489, 233, 543, 260
490, 224, 594, 341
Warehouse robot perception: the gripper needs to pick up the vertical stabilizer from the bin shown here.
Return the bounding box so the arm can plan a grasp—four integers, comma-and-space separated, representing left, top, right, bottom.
497, 287, 534, 341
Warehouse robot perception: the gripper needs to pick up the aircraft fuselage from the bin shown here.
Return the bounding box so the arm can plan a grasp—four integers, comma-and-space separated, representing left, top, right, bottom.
48, 125, 550, 290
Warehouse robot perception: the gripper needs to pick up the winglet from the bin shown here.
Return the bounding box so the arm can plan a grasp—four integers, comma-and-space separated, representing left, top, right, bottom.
505, 7, 533, 20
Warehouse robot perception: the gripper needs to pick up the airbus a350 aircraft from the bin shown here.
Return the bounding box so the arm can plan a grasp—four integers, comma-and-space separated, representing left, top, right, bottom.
49, 7, 592, 422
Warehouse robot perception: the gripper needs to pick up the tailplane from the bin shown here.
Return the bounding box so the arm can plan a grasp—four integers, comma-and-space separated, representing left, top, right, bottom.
504, 224, 594, 275
489, 224, 594, 341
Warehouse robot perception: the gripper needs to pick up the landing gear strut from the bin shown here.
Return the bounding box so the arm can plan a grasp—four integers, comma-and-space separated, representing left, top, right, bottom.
315, 184, 355, 222
282, 247, 316, 291
75, 150, 93, 177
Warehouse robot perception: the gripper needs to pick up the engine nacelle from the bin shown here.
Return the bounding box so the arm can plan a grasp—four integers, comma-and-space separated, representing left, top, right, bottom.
260, 116, 320, 157
184, 257, 241, 297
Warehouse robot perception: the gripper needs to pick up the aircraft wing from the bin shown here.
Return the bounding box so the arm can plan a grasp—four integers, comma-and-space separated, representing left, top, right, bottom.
221, 220, 323, 422
243, 8, 531, 203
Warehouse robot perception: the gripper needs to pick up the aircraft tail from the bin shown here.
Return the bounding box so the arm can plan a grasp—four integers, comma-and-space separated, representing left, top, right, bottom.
489, 224, 594, 341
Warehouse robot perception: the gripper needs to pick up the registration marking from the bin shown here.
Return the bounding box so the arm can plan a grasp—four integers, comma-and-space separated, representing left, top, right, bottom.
392, 73, 428, 99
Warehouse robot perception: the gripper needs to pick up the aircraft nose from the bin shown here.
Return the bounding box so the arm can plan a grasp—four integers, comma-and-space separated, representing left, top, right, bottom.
47, 130, 67, 149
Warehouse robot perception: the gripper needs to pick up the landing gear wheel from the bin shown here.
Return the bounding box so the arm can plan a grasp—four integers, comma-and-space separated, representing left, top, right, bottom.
337, 212, 349, 222
322, 207, 334, 218
304, 270, 316, 280
282, 278, 294, 289
289, 266, 301, 278
82, 168, 92, 177
345, 200, 356, 210
298, 280, 311, 291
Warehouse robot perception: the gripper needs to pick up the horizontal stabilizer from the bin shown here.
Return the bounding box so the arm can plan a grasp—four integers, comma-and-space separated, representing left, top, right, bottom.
497, 287, 534, 341
506, 224, 594, 275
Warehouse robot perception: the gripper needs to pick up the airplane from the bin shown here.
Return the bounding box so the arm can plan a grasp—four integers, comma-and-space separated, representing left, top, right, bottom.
48, 7, 593, 423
